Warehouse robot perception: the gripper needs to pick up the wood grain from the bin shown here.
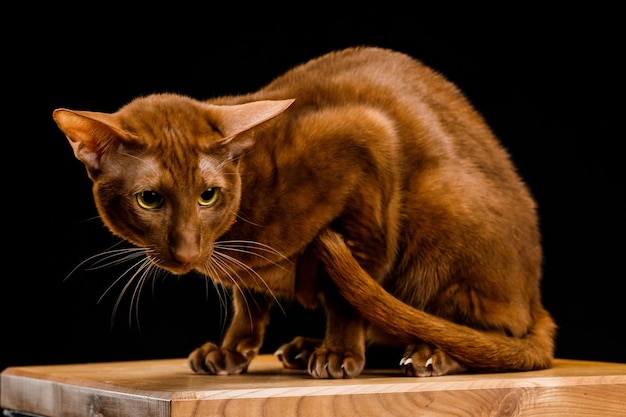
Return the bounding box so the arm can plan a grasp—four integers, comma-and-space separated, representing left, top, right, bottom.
2, 356, 626, 416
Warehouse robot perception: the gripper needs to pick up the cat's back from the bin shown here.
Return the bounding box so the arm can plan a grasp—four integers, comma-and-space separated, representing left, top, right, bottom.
250, 46, 518, 186
256, 46, 453, 105
247, 47, 495, 152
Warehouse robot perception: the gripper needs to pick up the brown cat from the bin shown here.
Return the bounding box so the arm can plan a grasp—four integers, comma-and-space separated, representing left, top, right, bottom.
53, 46, 556, 379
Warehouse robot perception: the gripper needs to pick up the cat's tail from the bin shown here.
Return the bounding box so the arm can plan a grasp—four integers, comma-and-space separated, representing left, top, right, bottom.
313, 228, 556, 373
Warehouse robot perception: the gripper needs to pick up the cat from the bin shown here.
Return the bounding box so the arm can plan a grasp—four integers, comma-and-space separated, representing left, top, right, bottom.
53, 46, 556, 379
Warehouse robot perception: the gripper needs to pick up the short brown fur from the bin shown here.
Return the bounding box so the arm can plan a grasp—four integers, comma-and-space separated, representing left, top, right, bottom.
53, 46, 556, 378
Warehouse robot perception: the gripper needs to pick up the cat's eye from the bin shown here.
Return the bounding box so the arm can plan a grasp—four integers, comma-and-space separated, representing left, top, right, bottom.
199, 187, 220, 207
136, 191, 164, 209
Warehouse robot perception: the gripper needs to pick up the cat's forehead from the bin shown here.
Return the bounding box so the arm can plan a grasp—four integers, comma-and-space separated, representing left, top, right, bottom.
126, 117, 215, 144
119, 94, 219, 142
123, 93, 202, 115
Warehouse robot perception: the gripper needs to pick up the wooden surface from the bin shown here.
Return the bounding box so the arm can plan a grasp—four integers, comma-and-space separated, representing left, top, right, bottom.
2, 355, 626, 416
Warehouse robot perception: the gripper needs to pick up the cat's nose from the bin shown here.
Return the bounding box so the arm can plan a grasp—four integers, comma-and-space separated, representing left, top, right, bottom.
171, 247, 201, 267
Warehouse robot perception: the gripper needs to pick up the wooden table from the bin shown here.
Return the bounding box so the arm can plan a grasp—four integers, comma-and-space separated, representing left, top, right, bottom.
2, 355, 626, 416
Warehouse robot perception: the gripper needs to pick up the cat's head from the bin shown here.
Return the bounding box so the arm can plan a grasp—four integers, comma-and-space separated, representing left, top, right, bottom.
53, 93, 294, 275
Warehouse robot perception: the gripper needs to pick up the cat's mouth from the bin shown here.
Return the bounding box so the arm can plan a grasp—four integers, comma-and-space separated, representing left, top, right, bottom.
146, 252, 201, 276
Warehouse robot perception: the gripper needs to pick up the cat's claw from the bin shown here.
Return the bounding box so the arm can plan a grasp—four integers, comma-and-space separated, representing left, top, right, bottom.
401, 343, 466, 377
275, 336, 322, 370
401, 356, 432, 366
275, 348, 305, 361
308, 347, 364, 379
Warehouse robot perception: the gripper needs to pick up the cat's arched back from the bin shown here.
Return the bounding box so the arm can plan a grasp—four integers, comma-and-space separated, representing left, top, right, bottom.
54, 46, 555, 378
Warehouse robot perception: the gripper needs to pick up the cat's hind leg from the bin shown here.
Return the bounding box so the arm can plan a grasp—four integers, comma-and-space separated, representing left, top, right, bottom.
276, 283, 368, 378
400, 342, 467, 377
273, 246, 325, 370
307, 281, 368, 378
276, 335, 370, 378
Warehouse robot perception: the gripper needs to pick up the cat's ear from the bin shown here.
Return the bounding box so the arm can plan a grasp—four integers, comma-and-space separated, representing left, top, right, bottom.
206, 99, 295, 155
52, 109, 133, 175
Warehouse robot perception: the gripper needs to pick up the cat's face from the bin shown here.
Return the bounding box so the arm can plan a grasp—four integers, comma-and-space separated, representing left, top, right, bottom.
54, 94, 294, 275
93, 146, 243, 275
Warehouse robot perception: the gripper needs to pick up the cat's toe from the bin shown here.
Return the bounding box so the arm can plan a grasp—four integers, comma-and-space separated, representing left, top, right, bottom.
274, 348, 308, 370
188, 342, 251, 375
401, 343, 467, 377
274, 336, 322, 370
307, 347, 365, 379
399, 355, 435, 377
188, 342, 215, 374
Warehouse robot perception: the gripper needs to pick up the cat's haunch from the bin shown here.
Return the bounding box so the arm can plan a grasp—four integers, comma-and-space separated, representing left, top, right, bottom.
54, 46, 556, 379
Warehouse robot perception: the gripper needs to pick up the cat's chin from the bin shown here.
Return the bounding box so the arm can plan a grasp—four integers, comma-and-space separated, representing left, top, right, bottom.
163, 266, 196, 276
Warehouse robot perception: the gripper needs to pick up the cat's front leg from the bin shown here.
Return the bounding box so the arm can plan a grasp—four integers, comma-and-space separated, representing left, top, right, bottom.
188, 289, 272, 375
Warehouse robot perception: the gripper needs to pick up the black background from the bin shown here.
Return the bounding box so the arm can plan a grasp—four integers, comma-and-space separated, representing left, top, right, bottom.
2, 6, 623, 375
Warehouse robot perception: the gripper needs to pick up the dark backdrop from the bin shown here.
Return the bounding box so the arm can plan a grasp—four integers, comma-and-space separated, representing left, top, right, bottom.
2, 6, 623, 374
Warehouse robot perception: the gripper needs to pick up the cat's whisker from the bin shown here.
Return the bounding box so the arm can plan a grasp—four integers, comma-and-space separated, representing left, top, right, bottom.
215, 240, 292, 268
213, 241, 289, 314
98, 253, 155, 305
126, 266, 148, 330
129, 261, 163, 331
86, 248, 149, 270
76, 214, 105, 224
218, 239, 289, 257
208, 254, 249, 296
108, 257, 155, 327
212, 250, 285, 317
207, 255, 257, 328
231, 214, 264, 227
65, 243, 170, 329
201, 264, 232, 333
64, 246, 147, 281
212, 251, 268, 289
112, 256, 167, 330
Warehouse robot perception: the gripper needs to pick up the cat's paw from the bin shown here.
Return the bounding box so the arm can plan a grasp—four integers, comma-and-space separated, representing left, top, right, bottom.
274, 336, 322, 370
188, 342, 253, 375
400, 343, 467, 377
307, 345, 365, 379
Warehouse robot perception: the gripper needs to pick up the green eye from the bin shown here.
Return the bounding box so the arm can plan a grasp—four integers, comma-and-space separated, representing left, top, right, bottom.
199, 187, 220, 207
136, 190, 164, 209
